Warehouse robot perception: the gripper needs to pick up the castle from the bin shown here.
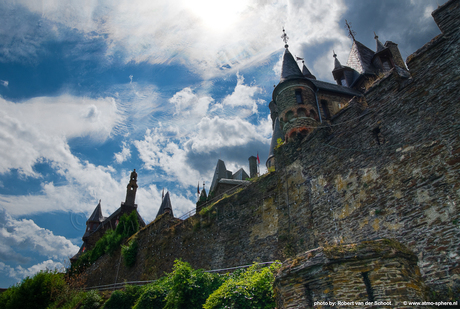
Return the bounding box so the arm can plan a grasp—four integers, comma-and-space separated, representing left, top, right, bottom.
73, 0, 460, 306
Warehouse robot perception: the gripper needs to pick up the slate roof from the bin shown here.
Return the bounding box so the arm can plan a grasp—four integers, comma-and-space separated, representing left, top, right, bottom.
374, 34, 385, 52
333, 53, 343, 71
280, 48, 304, 82
346, 40, 376, 75
302, 62, 316, 79
232, 168, 249, 180
156, 192, 173, 218
210, 159, 228, 193
309, 79, 362, 97
88, 200, 105, 223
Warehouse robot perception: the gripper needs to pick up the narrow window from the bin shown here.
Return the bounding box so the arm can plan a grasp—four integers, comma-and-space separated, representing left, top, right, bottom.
321, 100, 331, 119
341, 76, 347, 87
361, 272, 375, 302
295, 89, 303, 104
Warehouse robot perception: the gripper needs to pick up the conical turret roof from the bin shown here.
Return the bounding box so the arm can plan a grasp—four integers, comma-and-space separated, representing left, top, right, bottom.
156, 192, 173, 218
374, 32, 385, 52
280, 48, 304, 82
347, 40, 376, 75
333, 51, 343, 71
302, 61, 316, 79
88, 200, 105, 222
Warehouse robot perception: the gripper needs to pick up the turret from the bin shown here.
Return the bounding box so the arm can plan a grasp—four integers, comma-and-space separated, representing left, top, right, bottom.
156, 191, 174, 218
272, 29, 321, 142
124, 169, 138, 207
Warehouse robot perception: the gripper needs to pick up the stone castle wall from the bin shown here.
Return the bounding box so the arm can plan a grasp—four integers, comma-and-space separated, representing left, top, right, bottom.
80, 0, 460, 303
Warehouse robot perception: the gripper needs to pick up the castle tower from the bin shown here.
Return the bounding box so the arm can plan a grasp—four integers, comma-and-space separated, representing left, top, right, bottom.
272, 29, 321, 142
248, 156, 258, 178
124, 169, 138, 207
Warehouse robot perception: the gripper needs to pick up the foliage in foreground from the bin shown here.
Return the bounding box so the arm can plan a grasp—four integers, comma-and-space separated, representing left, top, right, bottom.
204, 263, 281, 309
1, 259, 280, 309
0, 270, 66, 309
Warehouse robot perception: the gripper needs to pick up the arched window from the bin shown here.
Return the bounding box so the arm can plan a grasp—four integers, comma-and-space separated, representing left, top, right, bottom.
297, 107, 307, 118
285, 110, 295, 122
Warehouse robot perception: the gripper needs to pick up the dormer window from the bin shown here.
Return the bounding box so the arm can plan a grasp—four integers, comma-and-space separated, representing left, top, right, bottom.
340, 77, 347, 87
295, 89, 303, 104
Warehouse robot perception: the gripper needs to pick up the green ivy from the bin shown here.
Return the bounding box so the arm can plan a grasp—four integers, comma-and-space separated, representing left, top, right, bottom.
70, 210, 140, 275
122, 238, 139, 267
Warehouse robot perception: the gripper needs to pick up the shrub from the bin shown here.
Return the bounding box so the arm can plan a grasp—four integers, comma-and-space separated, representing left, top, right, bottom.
103, 284, 144, 309
203, 262, 281, 309
164, 260, 224, 309
81, 290, 103, 309
0, 270, 67, 309
133, 277, 170, 309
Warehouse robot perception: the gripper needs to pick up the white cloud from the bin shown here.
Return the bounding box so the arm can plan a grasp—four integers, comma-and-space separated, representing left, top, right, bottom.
0, 209, 79, 262
221, 72, 263, 115
0, 80, 8, 87
0, 95, 122, 178
4, 0, 351, 78
114, 141, 131, 164
0, 94, 129, 216
0, 260, 65, 281
169, 87, 213, 118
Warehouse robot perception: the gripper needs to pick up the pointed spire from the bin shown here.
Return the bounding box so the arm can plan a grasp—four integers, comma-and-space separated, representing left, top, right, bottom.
333, 50, 343, 70
156, 191, 173, 218
88, 200, 104, 222
162, 188, 165, 200
301, 60, 316, 79
279, 29, 304, 82
374, 32, 385, 52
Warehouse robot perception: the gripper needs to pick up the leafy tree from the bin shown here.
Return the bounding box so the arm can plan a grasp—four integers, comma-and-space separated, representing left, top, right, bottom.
0, 270, 66, 309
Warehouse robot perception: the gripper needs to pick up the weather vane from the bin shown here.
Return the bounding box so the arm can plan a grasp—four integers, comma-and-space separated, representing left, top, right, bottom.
281, 28, 289, 48
345, 20, 356, 41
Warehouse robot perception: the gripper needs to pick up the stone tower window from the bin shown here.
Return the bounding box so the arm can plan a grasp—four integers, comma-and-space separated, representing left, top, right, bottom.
321, 100, 331, 119
295, 89, 303, 104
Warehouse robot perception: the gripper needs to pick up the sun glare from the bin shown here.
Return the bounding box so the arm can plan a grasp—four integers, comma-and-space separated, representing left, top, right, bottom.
184, 0, 247, 32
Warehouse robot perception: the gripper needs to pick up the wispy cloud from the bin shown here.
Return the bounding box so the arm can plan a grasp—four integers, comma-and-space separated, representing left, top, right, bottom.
114, 141, 131, 164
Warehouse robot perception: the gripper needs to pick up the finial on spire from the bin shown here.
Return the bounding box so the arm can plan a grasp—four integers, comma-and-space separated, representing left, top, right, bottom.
345, 20, 356, 41
333, 50, 337, 58
374, 31, 378, 39
281, 28, 289, 48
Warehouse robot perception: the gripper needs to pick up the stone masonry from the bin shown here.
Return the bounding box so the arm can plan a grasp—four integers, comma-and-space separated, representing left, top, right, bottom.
78, 0, 460, 305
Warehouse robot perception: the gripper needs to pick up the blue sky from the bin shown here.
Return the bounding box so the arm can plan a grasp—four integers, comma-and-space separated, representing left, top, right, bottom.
0, 0, 446, 288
